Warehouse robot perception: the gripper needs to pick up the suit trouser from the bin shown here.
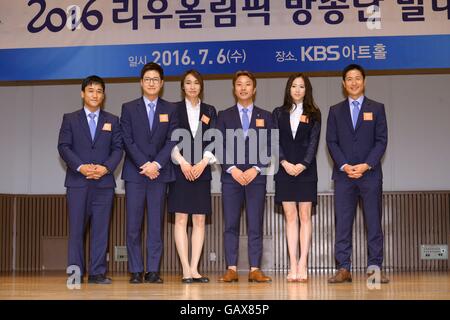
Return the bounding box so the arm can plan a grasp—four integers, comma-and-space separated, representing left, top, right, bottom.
67, 186, 114, 276
222, 182, 266, 268
125, 181, 167, 273
334, 178, 384, 270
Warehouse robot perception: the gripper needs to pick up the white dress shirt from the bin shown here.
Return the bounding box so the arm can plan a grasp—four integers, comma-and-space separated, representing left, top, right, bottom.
171, 99, 216, 165
185, 98, 201, 137
290, 103, 303, 139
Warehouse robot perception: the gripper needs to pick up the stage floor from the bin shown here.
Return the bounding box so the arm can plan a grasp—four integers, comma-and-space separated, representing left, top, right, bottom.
1, 271, 449, 300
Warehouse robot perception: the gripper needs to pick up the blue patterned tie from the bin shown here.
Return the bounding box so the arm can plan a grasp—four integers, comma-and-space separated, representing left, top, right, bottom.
88, 113, 96, 141
242, 108, 250, 136
148, 102, 155, 130
351, 100, 360, 129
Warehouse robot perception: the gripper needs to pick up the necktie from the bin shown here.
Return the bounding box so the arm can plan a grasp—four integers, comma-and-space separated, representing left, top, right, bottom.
351, 100, 360, 129
148, 102, 155, 130
242, 108, 250, 136
88, 113, 96, 141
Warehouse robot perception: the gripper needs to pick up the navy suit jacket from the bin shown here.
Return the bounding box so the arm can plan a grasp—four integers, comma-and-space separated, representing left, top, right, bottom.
326, 97, 388, 181
121, 97, 179, 183
174, 101, 217, 181
272, 106, 321, 182
57, 109, 123, 188
216, 105, 273, 185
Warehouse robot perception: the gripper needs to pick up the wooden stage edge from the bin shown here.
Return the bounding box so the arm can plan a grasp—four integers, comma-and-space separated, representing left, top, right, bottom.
0, 271, 449, 300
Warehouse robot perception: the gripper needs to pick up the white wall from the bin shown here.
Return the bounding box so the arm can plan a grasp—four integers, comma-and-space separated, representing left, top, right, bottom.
1, 74, 449, 194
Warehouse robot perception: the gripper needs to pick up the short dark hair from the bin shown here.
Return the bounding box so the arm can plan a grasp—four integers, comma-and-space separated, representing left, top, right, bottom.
140, 62, 164, 80
181, 69, 204, 97
232, 70, 256, 88
81, 75, 105, 92
342, 64, 366, 80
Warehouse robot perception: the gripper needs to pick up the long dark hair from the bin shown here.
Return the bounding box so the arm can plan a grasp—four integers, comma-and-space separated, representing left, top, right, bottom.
282, 73, 321, 122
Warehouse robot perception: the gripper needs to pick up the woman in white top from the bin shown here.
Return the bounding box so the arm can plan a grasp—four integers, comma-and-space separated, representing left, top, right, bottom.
168, 70, 217, 283
272, 73, 321, 282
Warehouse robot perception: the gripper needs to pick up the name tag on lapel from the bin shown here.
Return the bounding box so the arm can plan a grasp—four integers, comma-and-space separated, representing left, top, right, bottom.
159, 114, 169, 122
363, 112, 373, 121
300, 115, 309, 124
201, 114, 210, 125
256, 119, 265, 127
102, 123, 112, 131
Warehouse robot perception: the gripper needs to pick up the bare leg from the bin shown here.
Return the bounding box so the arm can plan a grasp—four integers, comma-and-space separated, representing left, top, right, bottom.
174, 213, 191, 278
190, 214, 206, 278
282, 201, 299, 280
298, 202, 312, 280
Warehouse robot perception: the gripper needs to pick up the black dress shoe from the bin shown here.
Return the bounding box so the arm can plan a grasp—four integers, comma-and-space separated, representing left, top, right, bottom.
144, 272, 163, 283
88, 274, 112, 284
129, 272, 143, 284
192, 276, 210, 283
181, 278, 193, 283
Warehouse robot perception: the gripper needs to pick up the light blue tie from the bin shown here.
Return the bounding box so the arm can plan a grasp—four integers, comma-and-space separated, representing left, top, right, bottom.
351, 100, 360, 129
242, 108, 250, 136
88, 113, 96, 141
148, 102, 155, 130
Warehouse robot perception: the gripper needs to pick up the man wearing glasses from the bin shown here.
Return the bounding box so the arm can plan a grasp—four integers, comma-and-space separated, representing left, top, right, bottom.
120, 62, 179, 284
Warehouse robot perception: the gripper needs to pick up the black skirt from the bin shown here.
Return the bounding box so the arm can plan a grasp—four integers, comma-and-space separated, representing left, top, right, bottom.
168, 179, 212, 215
275, 180, 318, 206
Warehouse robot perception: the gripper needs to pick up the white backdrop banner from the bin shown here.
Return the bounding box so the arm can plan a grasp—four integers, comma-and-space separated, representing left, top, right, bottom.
1, 0, 449, 80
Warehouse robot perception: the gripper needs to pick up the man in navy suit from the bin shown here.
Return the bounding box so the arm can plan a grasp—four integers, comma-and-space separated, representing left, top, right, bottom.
58, 75, 123, 284
121, 62, 178, 284
326, 64, 389, 284
216, 71, 272, 283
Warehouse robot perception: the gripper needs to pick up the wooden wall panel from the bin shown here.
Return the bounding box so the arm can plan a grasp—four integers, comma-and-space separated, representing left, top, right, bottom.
1, 192, 449, 273
107, 196, 126, 272
14, 195, 67, 271
0, 195, 14, 272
